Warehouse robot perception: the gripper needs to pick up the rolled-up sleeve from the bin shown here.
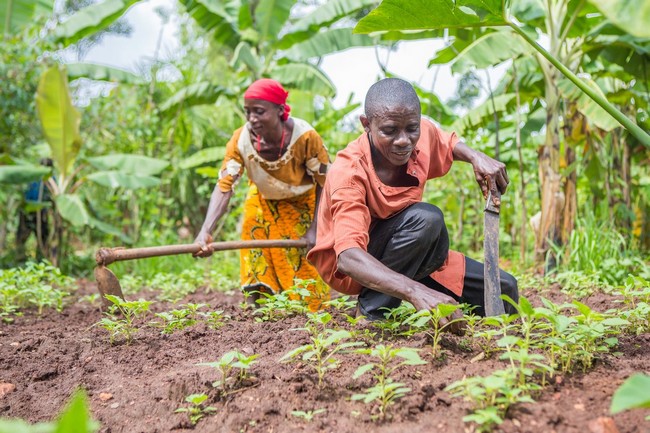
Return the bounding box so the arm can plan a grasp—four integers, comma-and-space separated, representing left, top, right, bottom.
217, 131, 245, 192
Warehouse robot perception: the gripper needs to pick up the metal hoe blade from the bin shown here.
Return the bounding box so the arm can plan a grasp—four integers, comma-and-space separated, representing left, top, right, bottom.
94, 265, 125, 309
484, 190, 505, 316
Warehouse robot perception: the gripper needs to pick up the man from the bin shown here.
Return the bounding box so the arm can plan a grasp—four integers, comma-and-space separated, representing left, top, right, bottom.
307, 78, 518, 322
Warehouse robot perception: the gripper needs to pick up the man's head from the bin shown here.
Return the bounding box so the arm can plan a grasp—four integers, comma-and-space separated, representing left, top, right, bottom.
360, 78, 422, 167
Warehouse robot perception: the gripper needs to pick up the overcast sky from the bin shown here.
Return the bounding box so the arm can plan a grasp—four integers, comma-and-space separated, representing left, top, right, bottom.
81, 0, 504, 108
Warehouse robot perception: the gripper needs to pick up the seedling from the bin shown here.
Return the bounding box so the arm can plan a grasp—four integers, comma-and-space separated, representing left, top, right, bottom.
403, 303, 464, 356
97, 295, 153, 344
610, 373, 650, 420
280, 329, 363, 388
198, 350, 259, 394
372, 302, 416, 338
352, 345, 426, 419
151, 303, 207, 334
175, 393, 216, 425
254, 286, 311, 321
200, 309, 230, 330
446, 368, 536, 433
324, 295, 356, 311
291, 408, 326, 422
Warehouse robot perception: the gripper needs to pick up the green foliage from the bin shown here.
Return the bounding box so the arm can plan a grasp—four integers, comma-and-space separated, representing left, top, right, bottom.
175, 393, 216, 425
352, 345, 426, 420
610, 373, 650, 418
446, 368, 536, 433
0, 388, 98, 433
403, 303, 464, 356
198, 351, 259, 394
254, 285, 312, 321
97, 295, 153, 344
0, 261, 74, 320
290, 408, 326, 422
151, 303, 207, 334
281, 328, 363, 388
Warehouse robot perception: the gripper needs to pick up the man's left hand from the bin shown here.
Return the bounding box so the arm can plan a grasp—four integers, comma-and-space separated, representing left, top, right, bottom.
471, 153, 509, 206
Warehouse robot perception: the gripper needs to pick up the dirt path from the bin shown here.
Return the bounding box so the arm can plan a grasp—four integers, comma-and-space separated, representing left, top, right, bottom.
0, 282, 648, 433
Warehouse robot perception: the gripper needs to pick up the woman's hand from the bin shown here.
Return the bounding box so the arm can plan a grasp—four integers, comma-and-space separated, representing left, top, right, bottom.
301, 225, 317, 251
193, 231, 214, 258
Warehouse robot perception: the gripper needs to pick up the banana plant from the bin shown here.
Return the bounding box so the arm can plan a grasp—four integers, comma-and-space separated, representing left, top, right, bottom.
35, 65, 168, 264
1, 0, 52, 36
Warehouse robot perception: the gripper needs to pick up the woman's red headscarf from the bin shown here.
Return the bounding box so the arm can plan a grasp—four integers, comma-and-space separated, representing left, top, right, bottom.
243, 79, 291, 121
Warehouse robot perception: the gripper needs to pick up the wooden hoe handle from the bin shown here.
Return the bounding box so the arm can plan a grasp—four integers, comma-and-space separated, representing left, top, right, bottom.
95, 239, 308, 266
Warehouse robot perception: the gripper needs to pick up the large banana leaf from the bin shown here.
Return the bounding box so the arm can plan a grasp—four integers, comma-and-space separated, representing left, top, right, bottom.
160, 82, 230, 113
0, 165, 51, 184
354, 0, 507, 34
66, 63, 144, 84
231, 42, 262, 75
180, 0, 241, 49
179, 147, 227, 169
278, 0, 377, 48
445, 29, 533, 74
1, 0, 52, 35
36, 66, 82, 181
272, 63, 336, 97
254, 0, 296, 42
87, 171, 161, 189
282, 28, 377, 61
588, 0, 650, 38
54, 0, 140, 46
86, 154, 169, 176
557, 78, 618, 131
452, 93, 515, 135
55, 194, 90, 226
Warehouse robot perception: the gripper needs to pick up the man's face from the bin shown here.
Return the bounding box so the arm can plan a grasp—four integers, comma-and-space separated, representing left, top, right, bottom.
244, 99, 284, 136
360, 104, 421, 167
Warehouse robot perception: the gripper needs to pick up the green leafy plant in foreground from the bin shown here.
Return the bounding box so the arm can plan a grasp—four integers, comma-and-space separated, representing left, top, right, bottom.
403, 303, 464, 356
198, 351, 259, 394
175, 393, 216, 425
610, 373, 650, 420
352, 345, 427, 420
0, 388, 97, 433
97, 295, 153, 344
446, 368, 536, 433
281, 328, 363, 388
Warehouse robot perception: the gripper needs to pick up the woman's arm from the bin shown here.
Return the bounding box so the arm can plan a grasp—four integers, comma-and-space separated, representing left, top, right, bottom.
193, 185, 233, 257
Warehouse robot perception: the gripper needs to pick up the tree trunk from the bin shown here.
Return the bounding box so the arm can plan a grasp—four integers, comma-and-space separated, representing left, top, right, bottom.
535, 73, 564, 271
513, 61, 527, 264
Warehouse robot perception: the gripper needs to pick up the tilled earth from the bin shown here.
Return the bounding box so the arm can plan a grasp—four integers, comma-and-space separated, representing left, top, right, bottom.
0, 281, 649, 433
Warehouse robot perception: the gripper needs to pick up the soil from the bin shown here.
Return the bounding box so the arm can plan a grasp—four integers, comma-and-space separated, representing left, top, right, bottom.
0, 281, 649, 433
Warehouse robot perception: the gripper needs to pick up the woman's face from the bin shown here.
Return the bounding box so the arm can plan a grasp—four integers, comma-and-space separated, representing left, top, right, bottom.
244, 99, 284, 137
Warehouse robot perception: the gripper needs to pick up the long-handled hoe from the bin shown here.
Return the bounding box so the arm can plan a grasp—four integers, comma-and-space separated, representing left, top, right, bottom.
94, 239, 307, 308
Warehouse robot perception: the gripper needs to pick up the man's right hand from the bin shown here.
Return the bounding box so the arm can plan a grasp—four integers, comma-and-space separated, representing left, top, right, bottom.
409, 284, 463, 327
193, 232, 214, 258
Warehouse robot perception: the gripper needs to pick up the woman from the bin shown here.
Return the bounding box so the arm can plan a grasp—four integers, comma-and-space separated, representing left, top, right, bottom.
194, 79, 330, 309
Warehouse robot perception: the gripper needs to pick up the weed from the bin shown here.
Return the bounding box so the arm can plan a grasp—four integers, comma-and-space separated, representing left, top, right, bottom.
198, 351, 259, 394
291, 408, 326, 422
281, 329, 363, 388
175, 393, 216, 425
352, 345, 426, 419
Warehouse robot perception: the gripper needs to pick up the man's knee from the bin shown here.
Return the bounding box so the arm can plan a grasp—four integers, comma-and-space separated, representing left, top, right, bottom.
403, 203, 446, 237
501, 272, 519, 314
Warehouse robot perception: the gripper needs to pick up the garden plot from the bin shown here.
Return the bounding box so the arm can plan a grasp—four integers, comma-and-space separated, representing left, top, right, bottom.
0, 278, 648, 433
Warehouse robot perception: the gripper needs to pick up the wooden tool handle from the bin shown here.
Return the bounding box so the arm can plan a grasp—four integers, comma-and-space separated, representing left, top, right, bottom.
95, 239, 309, 266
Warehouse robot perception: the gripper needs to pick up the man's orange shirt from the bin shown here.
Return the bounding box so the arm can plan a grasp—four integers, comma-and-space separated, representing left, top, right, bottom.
307, 119, 466, 297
